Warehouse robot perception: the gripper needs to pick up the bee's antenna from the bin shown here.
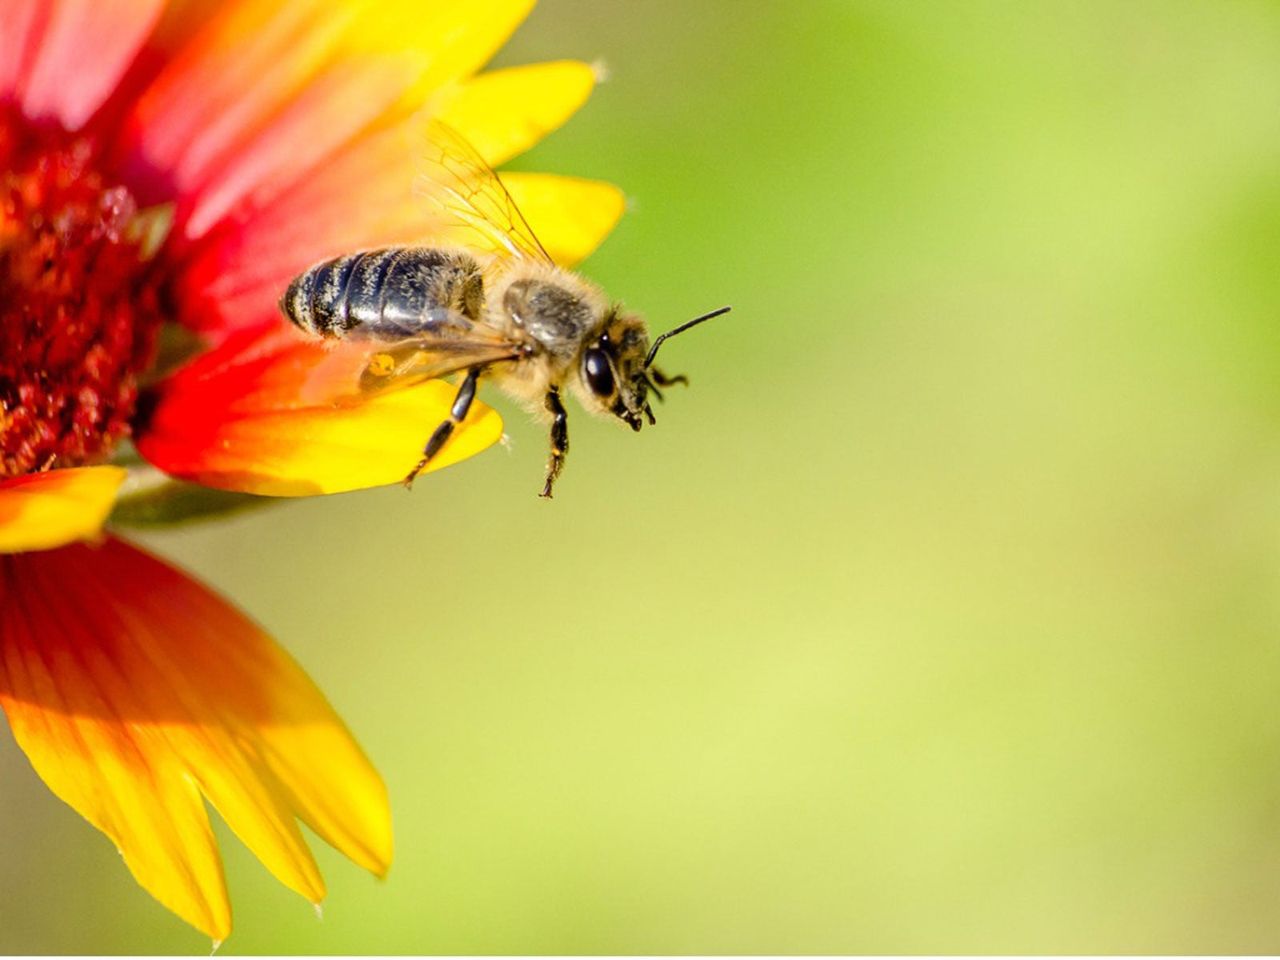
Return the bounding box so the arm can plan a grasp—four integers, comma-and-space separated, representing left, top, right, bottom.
644, 306, 732, 369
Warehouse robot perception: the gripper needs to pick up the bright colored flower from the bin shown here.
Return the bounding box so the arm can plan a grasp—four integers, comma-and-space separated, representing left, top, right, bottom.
1, 0, 623, 941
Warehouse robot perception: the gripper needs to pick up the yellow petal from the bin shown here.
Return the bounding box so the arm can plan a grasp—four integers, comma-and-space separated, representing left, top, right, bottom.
145, 0, 534, 114
502, 172, 627, 266
342, 0, 536, 92
252, 701, 394, 877
0, 466, 125, 554
153, 379, 503, 496
0, 537, 392, 939
433, 60, 599, 167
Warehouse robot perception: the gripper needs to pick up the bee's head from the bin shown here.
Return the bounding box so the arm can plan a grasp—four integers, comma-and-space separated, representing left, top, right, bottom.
573, 305, 732, 431
574, 307, 652, 430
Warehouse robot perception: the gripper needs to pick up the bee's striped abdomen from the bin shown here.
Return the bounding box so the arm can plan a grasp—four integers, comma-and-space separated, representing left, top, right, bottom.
281, 247, 484, 340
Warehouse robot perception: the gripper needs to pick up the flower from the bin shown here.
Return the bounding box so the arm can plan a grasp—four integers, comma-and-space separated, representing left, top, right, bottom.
1, 0, 624, 941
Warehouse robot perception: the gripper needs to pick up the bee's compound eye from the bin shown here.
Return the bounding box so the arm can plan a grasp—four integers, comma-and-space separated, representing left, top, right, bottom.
583, 348, 615, 397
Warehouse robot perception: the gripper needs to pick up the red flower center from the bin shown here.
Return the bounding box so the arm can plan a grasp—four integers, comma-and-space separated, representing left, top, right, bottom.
0, 104, 164, 478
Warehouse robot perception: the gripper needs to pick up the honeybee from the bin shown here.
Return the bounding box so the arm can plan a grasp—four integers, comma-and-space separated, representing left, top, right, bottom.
280, 120, 728, 497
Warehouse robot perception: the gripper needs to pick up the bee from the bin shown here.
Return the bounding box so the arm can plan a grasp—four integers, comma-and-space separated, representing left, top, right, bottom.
280, 120, 729, 497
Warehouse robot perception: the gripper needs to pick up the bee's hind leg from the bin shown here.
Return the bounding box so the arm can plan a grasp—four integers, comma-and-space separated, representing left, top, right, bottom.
404, 367, 480, 488
539, 388, 569, 499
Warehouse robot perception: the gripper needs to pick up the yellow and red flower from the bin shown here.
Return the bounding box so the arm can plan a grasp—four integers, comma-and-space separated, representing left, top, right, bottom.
0, 0, 623, 941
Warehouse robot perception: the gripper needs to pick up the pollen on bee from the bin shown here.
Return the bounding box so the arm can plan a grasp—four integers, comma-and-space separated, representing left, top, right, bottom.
367, 353, 396, 377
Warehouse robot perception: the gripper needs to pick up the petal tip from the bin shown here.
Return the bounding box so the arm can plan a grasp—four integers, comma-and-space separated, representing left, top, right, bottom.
0, 465, 128, 553
362, 820, 394, 880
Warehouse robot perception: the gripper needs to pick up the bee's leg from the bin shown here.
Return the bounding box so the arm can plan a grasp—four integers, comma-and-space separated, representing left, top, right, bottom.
539, 388, 569, 499
403, 367, 480, 487
648, 366, 689, 389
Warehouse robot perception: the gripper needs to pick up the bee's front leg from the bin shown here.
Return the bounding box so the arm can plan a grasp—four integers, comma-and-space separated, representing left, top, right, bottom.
649, 367, 688, 389
404, 367, 480, 487
645, 366, 688, 405
539, 388, 569, 499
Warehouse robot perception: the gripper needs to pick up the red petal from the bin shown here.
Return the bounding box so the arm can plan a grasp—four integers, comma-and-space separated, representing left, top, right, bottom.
0, 1, 46, 106
177, 57, 418, 242
116, 2, 347, 204
172, 118, 427, 336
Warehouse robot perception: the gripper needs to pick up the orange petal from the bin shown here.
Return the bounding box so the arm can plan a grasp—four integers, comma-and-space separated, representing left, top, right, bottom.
136, 327, 503, 496
0, 536, 392, 940
119, 2, 354, 206
433, 60, 599, 167
17, 0, 166, 129
0, 466, 125, 554
118, 0, 533, 213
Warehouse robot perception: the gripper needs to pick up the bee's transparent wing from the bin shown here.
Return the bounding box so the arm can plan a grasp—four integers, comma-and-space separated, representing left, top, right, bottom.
297, 305, 524, 405
355, 336, 523, 396
417, 119, 555, 265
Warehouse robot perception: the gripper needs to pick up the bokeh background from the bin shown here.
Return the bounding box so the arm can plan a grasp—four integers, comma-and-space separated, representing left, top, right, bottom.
5, 0, 1280, 952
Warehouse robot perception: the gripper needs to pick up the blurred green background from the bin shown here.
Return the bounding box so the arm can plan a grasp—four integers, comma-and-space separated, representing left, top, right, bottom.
6, 0, 1280, 952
